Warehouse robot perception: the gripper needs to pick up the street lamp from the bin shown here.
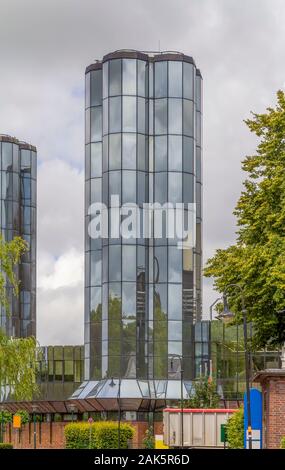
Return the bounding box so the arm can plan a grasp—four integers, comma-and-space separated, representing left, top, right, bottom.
67, 404, 77, 422
209, 297, 222, 321
31, 404, 39, 450
217, 284, 252, 450
109, 377, 121, 449
170, 355, 184, 448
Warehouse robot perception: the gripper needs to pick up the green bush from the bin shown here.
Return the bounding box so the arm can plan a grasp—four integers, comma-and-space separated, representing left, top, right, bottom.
226, 408, 244, 449
64, 421, 134, 449
0, 443, 13, 449
0, 411, 12, 424
280, 436, 285, 448
14, 410, 30, 425
143, 427, 155, 449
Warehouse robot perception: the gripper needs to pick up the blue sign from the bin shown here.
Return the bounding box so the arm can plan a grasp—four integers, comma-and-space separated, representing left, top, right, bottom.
244, 388, 262, 449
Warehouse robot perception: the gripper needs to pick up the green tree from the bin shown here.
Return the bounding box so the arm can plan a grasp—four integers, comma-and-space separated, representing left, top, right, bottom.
0, 236, 39, 401
226, 408, 244, 448
205, 91, 285, 349
184, 376, 220, 408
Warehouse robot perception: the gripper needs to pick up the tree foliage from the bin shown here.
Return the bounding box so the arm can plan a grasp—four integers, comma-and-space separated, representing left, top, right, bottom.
205, 91, 285, 348
226, 408, 244, 449
0, 235, 39, 401
184, 376, 220, 408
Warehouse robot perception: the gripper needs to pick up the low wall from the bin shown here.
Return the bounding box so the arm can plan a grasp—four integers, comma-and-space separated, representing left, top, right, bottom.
3, 421, 163, 449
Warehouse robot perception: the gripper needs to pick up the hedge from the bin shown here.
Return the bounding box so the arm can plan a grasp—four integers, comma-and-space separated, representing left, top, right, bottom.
0, 443, 13, 449
226, 408, 244, 449
281, 436, 285, 449
64, 421, 135, 449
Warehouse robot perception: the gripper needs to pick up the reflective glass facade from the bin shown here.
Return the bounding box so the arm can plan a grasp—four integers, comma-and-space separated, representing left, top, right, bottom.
0, 135, 36, 337
85, 51, 202, 382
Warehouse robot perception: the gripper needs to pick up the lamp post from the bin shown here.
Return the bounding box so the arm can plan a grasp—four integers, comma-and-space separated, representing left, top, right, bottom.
68, 404, 77, 422
170, 355, 184, 448
209, 297, 222, 321
109, 377, 121, 449
217, 284, 252, 450
31, 405, 38, 450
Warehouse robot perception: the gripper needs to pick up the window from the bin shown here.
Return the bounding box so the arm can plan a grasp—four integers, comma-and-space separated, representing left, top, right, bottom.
122, 133, 136, 169
122, 170, 136, 204
123, 97, 136, 132
155, 61, 167, 98
155, 136, 167, 171
138, 134, 146, 171
138, 60, 146, 97
168, 172, 182, 203
183, 174, 194, 204
168, 284, 182, 320
90, 107, 102, 142
109, 134, 121, 170
109, 59, 121, 96
155, 99, 167, 134
183, 137, 194, 174
168, 247, 182, 283
168, 321, 182, 340
154, 247, 167, 283
168, 99, 182, 134
90, 143, 102, 177
183, 100, 194, 137
168, 136, 182, 171
90, 70, 102, 106
123, 59, 137, 95
122, 282, 136, 319
168, 61, 182, 97
138, 98, 146, 134
109, 245, 121, 281
154, 172, 167, 204
122, 245, 136, 281
183, 62, 194, 100
90, 251, 102, 286
90, 178, 102, 203
2, 143, 13, 171
109, 171, 121, 204
109, 97, 121, 133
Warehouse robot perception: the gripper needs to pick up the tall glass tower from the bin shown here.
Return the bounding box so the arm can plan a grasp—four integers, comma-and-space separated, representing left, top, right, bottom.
0, 135, 36, 338
82, 50, 202, 404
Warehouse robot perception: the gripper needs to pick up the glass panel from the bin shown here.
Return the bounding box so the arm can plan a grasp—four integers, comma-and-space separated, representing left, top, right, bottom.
109, 59, 121, 96
168, 99, 182, 134
183, 174, 194, 204
154, 172, 167, 204
154, 247, 167, 283
183, 99, 194, 137
168, 341, 182, 355
138, 171, 146, 206
168, 321, 182, 340
90, 143, 102, 177
155, 61, 167, 98
85, 108, 90, 142
2, 143, 13, 171
122, 282, 136, 318
108, 282, 121, 321
183, 62, 194, 100
168, 136, 182, 171
138, 60, 146, 97
109, 245, 121, 281
155, 136, 167, 171
154, 284, 167, 321
122, 245, 136, 281
168, 247, 182, 283
109, 97, 121, 133
90, 287, 102, 322
85, 72, 90, 108
168, 284, 182, 320
155, 99, 167, 134
196, 147, 202, 181
103, 62, 108, 99
90, 107, 102, 142
183, 137, 194, 174
90, 70, 102, 106
123, 59, 137, 95
138, 98, 146, 134
168, 172, 182, 203
90, 178, 102, 203
168, 61, 182, 97
109, 171, 121, 204
123, 97, 136, 132
138, 134, 146, 171
122, 133, 136, 169
90, 251, 102, 285
122, 170, 136, 204
109, 133, 121, 170
103, 98, 108, 135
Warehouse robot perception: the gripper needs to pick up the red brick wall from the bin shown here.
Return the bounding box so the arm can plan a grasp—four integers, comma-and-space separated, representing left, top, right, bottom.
3, 421, 163, 449
262, 376, 285, 449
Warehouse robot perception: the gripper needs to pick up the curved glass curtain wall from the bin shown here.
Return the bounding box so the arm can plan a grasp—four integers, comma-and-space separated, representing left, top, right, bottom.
85, 52, 202, 382
0, 136, 36, 337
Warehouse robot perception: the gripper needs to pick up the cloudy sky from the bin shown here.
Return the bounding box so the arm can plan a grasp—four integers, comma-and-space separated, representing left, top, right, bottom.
0, 0, 284, 344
